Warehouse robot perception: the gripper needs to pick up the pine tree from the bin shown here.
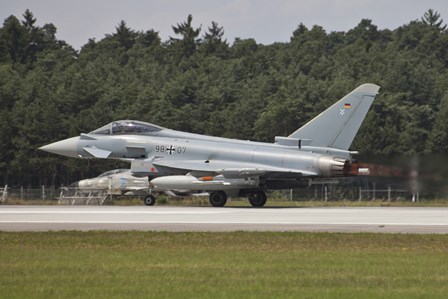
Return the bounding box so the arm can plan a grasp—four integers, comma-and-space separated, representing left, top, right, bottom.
421, 9, 447, 30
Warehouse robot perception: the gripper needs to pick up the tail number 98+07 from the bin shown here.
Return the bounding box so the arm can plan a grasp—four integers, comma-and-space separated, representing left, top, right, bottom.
155, 145, 187, 155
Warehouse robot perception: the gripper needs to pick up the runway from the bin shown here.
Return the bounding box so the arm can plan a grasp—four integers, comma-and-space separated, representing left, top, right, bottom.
1, 205, 447, 233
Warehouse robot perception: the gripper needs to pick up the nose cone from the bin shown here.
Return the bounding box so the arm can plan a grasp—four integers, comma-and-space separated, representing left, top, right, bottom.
39, 136, 80, 158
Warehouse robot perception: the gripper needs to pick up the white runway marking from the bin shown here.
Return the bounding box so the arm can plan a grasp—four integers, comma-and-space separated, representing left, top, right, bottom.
0, 210, 226, 214
1, 206, 447, 233
0, 221, 447, 226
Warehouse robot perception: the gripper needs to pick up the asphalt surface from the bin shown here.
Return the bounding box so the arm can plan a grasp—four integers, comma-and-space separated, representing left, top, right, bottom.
0, 205, 447, 233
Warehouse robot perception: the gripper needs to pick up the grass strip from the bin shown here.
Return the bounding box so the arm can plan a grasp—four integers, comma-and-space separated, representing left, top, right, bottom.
0, 231, 447, 298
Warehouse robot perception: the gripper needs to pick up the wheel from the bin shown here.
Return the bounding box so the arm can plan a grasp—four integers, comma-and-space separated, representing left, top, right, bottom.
209, 191, 227, 207
144, 194, 156, 206
248, 191, 267, 207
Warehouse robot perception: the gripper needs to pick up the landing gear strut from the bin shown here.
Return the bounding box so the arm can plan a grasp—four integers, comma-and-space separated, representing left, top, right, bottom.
248, 191, 267, 207
209, 191, 227, 207
144, 194, 156, 206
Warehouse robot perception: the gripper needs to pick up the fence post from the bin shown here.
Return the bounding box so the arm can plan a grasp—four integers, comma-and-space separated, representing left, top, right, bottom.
388, 186, 391, 203
372, 182, 376, 200
42, 185, 45, 200
324, 185, 328, 202
358, 187, 362, 201
1, 185, 7, 203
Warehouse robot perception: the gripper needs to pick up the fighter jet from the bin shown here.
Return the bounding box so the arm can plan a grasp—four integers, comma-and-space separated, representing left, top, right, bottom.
40, 83, 379, 207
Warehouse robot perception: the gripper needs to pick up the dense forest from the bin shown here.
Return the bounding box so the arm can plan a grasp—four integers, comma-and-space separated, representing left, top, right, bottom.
1, 9, 448, 187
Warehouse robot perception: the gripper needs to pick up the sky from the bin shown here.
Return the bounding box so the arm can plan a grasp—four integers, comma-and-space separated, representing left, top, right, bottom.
1, 0, 448, 50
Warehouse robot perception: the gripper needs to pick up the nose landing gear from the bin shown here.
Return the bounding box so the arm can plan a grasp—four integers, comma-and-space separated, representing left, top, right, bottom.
144, 194, 156, 206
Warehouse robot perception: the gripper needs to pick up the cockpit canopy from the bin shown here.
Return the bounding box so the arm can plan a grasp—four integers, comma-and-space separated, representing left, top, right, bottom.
89, 120, 164, 135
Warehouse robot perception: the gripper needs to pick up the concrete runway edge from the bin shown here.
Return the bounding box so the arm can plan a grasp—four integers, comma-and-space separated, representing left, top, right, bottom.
1, 205, 447, 234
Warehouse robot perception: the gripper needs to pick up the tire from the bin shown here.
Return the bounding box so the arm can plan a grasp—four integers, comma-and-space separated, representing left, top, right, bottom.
144, 194, 156, 206
248, 191, 267, 207
209, 191, 227, 207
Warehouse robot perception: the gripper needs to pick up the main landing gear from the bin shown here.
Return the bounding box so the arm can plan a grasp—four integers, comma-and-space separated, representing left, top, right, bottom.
145, 190, 267, 208
209, 191, 227, 207
208, 190, 268, 207
248, 191, 267, 207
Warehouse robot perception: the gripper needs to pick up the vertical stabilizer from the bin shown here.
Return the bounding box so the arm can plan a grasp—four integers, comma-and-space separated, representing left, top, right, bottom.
288, 84, 380, 150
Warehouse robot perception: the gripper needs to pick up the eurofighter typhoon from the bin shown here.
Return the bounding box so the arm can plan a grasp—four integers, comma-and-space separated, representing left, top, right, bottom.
40, 84, 380, 207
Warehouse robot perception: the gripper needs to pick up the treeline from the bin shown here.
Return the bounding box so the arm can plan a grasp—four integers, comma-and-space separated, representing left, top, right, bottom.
1, 9, 448, 187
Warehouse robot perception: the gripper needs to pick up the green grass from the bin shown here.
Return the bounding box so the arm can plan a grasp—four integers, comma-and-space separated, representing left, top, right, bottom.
0, 231, 447, 298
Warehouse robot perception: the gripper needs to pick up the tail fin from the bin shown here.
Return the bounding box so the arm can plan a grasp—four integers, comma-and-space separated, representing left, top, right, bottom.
288, 83, 380, 150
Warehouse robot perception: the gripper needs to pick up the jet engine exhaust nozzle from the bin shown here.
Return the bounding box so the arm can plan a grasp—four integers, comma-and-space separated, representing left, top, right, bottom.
317, 156, 359, 177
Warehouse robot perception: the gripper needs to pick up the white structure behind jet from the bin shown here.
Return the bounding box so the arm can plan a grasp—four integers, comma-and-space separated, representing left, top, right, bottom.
72, 169, 149, 196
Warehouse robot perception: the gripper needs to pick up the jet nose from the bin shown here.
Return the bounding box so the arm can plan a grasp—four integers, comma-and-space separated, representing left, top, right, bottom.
39, 136, 80, 158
